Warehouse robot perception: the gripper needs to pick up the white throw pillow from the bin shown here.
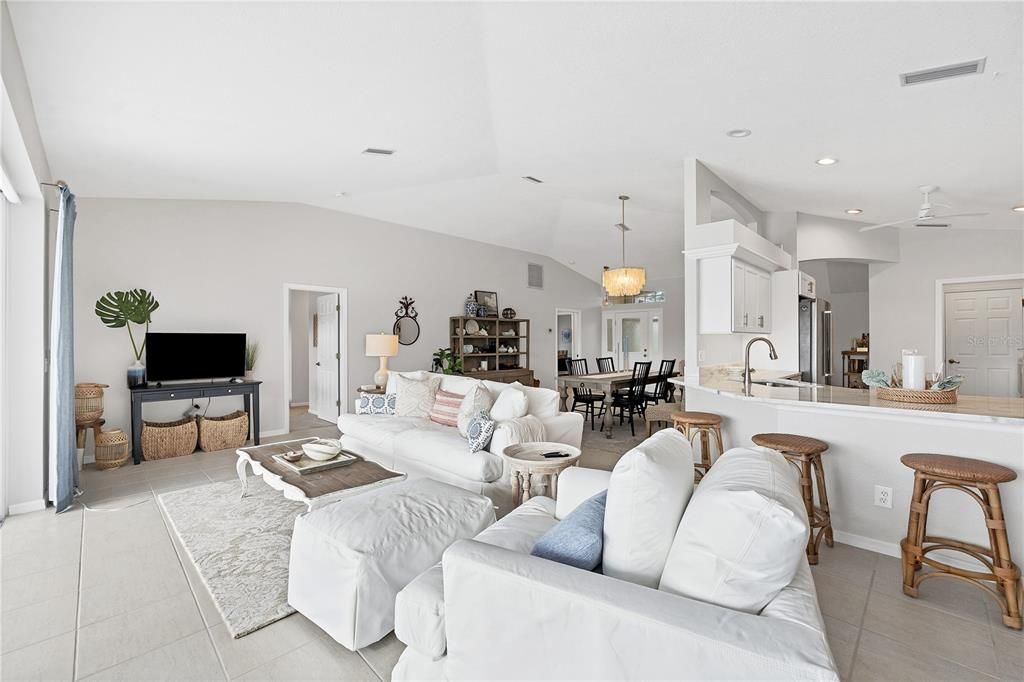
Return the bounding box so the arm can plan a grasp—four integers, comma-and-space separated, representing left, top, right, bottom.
393, 374, 441, 418
457, 383, 494, 437
602, 428, 694, 588
489, 384, 528, 421
658, 447, 808, 614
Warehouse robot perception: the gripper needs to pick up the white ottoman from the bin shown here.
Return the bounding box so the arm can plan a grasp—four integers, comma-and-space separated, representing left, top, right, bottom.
288, 477, 495, 650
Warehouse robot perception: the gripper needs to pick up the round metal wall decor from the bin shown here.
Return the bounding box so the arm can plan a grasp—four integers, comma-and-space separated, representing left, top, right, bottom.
501, 307, 517, 320
393, 296, 420, 346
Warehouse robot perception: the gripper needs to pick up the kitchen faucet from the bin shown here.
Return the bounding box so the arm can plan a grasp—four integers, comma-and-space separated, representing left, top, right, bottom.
744, 336, 778, 394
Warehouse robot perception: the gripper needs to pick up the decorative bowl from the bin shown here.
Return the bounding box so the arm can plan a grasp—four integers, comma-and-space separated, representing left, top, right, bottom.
302, 438, 343, 461
280, 450, 303, 463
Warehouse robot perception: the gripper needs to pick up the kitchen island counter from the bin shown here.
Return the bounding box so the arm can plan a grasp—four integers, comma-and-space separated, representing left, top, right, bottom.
669, 376, 1024, 425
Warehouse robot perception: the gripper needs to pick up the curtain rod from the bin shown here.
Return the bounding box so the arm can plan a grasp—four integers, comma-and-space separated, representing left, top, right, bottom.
40, 181, 68, 190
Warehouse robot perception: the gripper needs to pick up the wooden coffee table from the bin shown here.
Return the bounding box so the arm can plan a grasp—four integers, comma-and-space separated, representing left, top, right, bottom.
235, 437, 406, 510
502, 442, 582, 507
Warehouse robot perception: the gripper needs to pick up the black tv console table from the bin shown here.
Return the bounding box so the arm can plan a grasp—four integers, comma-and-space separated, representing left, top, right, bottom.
128, 380, 261, 464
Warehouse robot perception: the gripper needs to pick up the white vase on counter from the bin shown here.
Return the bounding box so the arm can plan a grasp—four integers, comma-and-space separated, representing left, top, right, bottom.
902, 349, 926, 390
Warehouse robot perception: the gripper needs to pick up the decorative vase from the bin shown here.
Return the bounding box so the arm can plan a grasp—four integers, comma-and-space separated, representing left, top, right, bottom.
127, 360, 146, 388
502, 307, 516, 319
464, 294, 478, 317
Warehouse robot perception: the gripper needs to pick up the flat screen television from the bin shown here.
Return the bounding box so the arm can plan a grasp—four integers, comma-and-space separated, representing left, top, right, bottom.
145, 333, 246, 382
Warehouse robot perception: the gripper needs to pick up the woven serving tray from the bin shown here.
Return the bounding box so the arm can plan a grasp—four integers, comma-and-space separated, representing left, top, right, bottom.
875, 386, 958, 404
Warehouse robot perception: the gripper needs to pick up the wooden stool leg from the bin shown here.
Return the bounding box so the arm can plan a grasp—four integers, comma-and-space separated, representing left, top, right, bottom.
699, 429, 712, 473
902, 472, 927, 596
986, 484, 1023, 629
812, 453, 834, 547
793, 455, 818, 564
76, 426, 87, 450
711, 425, 724, 464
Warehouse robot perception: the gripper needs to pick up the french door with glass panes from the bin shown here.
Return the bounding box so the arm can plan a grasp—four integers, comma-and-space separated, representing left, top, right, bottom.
601, 309, 663, 371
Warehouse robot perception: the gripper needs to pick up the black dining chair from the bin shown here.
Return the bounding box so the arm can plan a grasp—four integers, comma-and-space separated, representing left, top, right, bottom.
569, 359, 605, 430
606, 361, 651, 437
644, 359, 677, 406
596, 357, 615, 373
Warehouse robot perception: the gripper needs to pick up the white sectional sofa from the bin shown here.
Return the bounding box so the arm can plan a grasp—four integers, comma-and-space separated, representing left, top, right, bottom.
391, 435, 840, 681
337, 371, 584, 514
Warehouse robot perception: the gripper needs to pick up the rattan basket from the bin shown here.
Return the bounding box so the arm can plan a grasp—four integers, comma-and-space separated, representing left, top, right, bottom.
198, 411, 249, 452
141, 417, 198, 460
75, 383, 109, 425
94, 429, 130, 469
875, 386, 959, 404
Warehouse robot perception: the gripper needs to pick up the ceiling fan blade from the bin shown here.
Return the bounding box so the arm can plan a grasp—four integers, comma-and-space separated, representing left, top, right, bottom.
931, 212, 989, 219
859, 217, 917, 232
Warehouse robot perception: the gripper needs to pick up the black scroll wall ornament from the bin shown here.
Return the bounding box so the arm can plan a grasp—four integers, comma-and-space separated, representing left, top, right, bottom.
393, 296, 420, 346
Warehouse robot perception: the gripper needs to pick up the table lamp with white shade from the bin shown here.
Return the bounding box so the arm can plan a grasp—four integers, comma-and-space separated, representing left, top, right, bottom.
365, 333, 400, 388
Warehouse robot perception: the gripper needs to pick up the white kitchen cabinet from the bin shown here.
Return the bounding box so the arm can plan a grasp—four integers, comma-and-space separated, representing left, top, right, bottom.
699, 256, 772, 334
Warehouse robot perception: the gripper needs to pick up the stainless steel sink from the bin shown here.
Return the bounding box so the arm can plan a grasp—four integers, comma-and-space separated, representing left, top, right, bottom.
750, 378, 817, 388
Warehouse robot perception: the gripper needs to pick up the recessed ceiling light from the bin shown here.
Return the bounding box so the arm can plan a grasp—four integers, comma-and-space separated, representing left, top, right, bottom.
1013, 204, 1024, 212
845, 208, 863, 215
522, 176, 544, 184
816, 157, 839, 166
726, 129, 751, 138
334, 191, 348, 197
362, 147, 395, 156
568, 259, 576, 265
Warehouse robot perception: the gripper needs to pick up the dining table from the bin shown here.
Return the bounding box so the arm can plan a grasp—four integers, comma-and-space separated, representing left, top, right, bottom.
557, 370, 679, 438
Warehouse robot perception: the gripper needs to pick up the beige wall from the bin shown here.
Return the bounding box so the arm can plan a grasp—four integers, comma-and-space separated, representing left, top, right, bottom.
73, 199, 604, 438
869, 228, 1024, 375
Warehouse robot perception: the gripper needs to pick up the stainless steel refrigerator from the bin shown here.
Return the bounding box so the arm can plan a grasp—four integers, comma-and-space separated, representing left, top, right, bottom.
799, 297, 832, 385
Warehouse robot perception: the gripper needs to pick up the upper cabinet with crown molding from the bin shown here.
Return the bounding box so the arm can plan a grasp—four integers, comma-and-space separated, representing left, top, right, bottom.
699, 256, 772, 334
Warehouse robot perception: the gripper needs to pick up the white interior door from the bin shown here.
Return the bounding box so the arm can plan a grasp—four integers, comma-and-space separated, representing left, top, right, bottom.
601, 309, 663, 370
945, 288, 1023, 397
315, 294, 340, 420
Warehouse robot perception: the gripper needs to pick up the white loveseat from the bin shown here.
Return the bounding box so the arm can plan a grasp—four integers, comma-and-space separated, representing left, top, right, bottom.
337, 372, 584, 513
391, 438, 840, 681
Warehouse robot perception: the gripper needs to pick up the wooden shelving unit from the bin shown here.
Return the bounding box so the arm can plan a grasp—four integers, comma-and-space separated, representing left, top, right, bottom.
449, 316, 534, 385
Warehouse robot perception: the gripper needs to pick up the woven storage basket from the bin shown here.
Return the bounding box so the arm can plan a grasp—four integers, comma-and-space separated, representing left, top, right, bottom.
198, 411, 249, 452
94, 429, 130, 469
75, 383, 109, 425
875, 386, 959, 404
141, 417, 198, 460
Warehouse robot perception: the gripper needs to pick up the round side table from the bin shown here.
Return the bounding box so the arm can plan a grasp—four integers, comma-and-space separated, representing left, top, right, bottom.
502, 442, 582, 507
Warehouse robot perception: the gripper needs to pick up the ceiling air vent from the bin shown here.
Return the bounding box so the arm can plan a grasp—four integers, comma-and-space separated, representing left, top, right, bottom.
900, 58, 986, 86
527, 263, 544, 289
362, 148, 395, 156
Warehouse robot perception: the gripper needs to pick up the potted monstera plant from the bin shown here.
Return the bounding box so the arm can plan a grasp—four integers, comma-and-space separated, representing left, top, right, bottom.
94, 289, 160, 387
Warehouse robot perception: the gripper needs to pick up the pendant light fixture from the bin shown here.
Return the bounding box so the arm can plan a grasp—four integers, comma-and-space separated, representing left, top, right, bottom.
602, 195, 646, 297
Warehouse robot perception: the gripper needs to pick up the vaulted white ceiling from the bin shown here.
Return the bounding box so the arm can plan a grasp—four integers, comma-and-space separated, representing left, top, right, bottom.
8, 1, 1023, 282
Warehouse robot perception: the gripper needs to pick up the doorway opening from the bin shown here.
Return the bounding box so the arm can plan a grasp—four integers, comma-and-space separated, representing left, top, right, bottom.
284, 284, 347, 433
555, 309, 582, 377
937, 276, 1024, 398
600, 307, 664, 370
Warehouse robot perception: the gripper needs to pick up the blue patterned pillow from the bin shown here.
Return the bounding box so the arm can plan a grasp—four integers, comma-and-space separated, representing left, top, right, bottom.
466, 410, 496, 452
531, 491, 607, 570
356, 392, 396, 415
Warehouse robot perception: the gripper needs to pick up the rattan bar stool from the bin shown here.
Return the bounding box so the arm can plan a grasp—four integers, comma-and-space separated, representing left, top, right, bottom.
672, 411, 724, 483
752, 432, 832, 565
900, 453, 1022, 630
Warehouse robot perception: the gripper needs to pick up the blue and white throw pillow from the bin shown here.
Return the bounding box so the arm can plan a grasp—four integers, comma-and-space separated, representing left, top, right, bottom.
466, 410, 496, 453
356, 392, 396, 415
531, 491, 607, 571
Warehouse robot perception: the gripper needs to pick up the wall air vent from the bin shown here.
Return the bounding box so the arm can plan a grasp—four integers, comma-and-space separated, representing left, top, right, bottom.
362, 148, 395, 156
527, 263, 544, 289
900, 58, 986, 86
522, 176, 543, 184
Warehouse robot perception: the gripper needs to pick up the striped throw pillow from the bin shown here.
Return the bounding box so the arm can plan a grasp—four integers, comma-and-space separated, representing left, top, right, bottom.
429, 389, 465, 428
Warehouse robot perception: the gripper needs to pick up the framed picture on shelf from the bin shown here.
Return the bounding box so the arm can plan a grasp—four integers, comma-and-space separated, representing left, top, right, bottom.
474, 290, 498, 317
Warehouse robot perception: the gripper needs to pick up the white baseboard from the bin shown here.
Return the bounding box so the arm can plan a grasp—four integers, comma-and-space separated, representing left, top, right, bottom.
832, 530, 901, 559
9, 499, 47, 515
832, 529, 988, 572
289, 402, 309, 407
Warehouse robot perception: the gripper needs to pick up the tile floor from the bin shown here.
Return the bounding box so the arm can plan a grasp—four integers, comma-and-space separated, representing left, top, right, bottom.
288, 406, 335, 433
1, 419, 1021, 681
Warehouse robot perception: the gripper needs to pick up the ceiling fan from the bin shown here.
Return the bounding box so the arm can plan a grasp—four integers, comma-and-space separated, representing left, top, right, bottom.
858, 185, 988, 232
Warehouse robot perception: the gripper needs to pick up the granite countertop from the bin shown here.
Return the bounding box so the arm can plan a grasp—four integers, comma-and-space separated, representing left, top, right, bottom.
670, 370, 1024, 424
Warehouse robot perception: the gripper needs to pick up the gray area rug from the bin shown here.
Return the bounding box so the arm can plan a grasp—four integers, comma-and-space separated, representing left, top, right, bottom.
158, 480, 305, 638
